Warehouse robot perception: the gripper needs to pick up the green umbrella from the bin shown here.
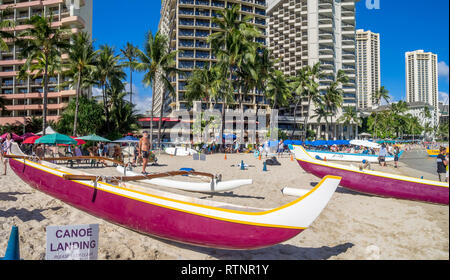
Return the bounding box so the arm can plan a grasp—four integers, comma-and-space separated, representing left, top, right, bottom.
76, 134, 111, 142
35, 133, 78, 145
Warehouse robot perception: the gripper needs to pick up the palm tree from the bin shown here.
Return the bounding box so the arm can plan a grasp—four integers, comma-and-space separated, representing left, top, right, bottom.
16, 14, 70, 135
135, 30, 177, 149
185, 65, 220, 109
372, 86, 390, 138
338, 106, 361, 140
209, 4, 261, 109
266, 70, 291, 109
301, 63, 324, 141
121, 42, 138, 104
0, 8, 15, 52
95, 45, 126, 132
62, 32, 98, 136
288, 67, 308, 138
312, 103, 330, 139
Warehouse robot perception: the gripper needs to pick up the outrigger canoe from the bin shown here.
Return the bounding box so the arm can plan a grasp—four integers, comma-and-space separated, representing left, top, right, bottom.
426, 148, 449, 157
8, 144, 340, 250
306, 150, 403, 163
116, 165, 252, 193
291, 145, 449, 205
164, 147, 197, 156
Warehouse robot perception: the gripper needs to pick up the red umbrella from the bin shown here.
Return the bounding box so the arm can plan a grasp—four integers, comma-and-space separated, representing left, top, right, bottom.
57, 136, 86, 147
23, 136, 42, 144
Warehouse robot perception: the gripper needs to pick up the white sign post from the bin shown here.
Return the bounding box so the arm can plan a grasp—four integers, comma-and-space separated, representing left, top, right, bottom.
46, 224, 99, 260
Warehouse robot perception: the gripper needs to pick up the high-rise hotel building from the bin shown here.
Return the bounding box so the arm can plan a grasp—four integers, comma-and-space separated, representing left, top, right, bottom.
0, 0, 93, 126
356, 29, 380, 110
268, 0, 358, 139
405, 50, 439, 125
156, 0, 269, 117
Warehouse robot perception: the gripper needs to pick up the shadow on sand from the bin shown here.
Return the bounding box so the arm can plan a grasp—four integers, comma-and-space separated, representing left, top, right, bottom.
199, 191, 265, 200
0, 192, 32, 202
149, 235, 354, 260
0, 207, 63, 222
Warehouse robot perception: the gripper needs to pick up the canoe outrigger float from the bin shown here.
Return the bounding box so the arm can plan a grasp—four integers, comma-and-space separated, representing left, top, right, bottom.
7, 144, 340, 250
306, 150, 403, 163
291, 145, 449, 205
426, 147, 449, 157
116, 165, 252, 193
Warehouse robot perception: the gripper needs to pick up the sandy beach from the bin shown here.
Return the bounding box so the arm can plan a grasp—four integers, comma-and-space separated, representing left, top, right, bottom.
0, 150, 448, 260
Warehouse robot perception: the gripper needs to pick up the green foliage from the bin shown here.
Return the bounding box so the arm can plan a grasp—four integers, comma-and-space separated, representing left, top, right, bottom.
56, 95, 105, 136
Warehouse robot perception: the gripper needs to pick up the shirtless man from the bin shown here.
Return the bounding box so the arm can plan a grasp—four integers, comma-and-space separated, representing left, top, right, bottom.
139, 131, 151, 174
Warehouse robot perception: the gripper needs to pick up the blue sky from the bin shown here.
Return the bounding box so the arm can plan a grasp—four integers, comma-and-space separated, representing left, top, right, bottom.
91, 0, 450, 112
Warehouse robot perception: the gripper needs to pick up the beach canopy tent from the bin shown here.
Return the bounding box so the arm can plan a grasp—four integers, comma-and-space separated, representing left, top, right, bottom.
350, 140, 381, 149
77, 134, 111, 142
36, 126, 57, 136
0, 133, 22, 141
113, 136, 139, 143
35, 133, 77, 145
23, 136, 42, 144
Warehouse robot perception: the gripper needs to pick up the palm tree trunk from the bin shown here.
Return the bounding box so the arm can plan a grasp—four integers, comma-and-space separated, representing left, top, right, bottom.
303, 96, 312, 141
291, 97, 301, 139
42, 57, 49, 136
129, 68, 133, 104
73, 72, 82, 136
150, 85, 155, 149
157, 91, 164, 150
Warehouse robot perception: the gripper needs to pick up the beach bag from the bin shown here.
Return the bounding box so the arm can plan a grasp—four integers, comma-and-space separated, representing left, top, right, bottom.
266, 157, 281, 166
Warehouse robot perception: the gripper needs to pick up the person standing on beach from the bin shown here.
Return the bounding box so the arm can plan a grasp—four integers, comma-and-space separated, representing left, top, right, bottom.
139, 131, 151, 175
378, 144, 388, 167
436, 147, 448, 182
1, 133, 14, 175
394, 146, 400, 169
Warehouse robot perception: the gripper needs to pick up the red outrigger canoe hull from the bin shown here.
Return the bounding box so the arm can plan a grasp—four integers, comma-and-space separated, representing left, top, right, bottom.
296, 159, 448, 205
10, 159, 303, 250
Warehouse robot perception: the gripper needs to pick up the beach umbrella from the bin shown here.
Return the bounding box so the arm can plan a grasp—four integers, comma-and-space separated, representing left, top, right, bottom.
57, 137, 86, 147
77, 134, 111, 142
23, 136, 42, 144
35, 133, 77, 145
21, 133, 36, 140
1, 133, 23, 141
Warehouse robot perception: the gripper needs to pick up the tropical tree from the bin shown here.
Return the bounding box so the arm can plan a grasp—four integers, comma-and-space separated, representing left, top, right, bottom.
185, 65, 220, 109
57, 95, 105, 136
0, 8, 15, 51
266, 70, 291, 110
324, 70, 348, 139
338, 106, 361, 140
297, 63, 324, 141
95, 45, 126, 132
288, 66, 309, 138
108, 79, 142, 138
312, 103, 330, 139
372, 86, 390, 138
16, 14, 70, 135
135, 30, 176, 148
62, 32, 98, 136
121, 42, 138, 104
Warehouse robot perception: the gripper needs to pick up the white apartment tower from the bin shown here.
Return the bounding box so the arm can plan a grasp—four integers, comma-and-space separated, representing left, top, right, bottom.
156, 0, 269, 117
356, 29, 380, 110
268, 0, 359, 139
405, 50, 439, 124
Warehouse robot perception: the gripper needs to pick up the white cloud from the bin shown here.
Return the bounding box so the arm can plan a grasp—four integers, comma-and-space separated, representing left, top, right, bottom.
439, 91, 449, 105
438, 61, 449, 82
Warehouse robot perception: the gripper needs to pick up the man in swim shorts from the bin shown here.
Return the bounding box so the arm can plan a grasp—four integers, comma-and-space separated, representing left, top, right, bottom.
139, 131, 151, 174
